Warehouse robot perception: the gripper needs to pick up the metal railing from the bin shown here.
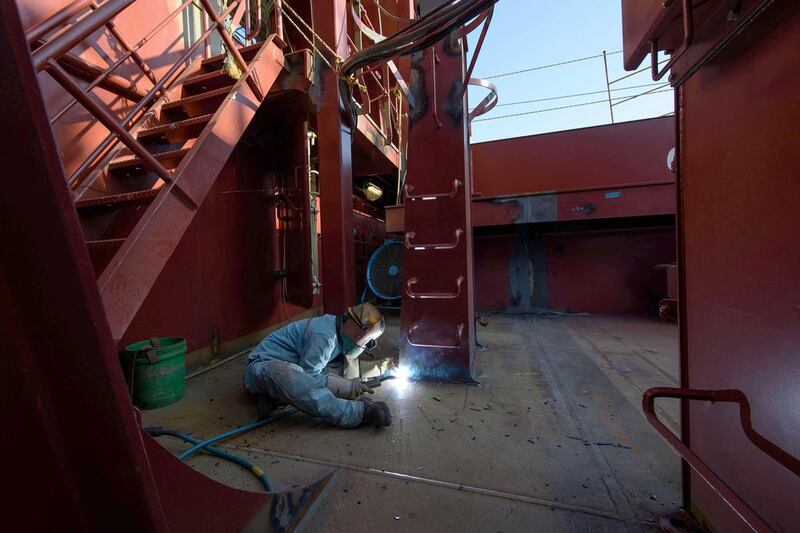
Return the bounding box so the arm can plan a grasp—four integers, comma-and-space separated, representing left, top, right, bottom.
643, 387, 800, 532
347, 0, 409, 149
27, 0, 280, 191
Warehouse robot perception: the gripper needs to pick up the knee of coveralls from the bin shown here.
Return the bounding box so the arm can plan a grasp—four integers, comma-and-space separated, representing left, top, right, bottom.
244, 359, 363, 428
244, 359, 326, 398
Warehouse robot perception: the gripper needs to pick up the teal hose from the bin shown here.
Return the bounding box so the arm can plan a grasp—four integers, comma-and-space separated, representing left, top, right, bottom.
147, 407, 297, 492
146, 427, 273, 491
177, 408, 297, 460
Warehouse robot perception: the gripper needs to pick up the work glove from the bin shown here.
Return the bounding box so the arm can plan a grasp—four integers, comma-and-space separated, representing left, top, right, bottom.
326, 374, 374, 400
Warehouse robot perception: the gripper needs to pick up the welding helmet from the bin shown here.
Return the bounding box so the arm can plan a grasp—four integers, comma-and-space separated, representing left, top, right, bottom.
341, 303, 385, 353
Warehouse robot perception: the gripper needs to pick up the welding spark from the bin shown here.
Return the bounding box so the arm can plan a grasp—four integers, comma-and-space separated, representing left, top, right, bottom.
391, 364, 412, 392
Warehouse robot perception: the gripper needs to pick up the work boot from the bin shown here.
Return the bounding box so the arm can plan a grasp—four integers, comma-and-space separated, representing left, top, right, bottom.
256, 394, 278, 419
359, 397, 392, 428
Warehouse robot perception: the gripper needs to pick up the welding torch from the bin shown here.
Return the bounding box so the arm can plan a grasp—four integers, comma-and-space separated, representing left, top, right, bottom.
362, 374, 396, 389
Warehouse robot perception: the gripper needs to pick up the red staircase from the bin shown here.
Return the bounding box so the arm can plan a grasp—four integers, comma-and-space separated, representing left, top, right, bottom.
28, 0, 286, 343
91, 40, 284, 343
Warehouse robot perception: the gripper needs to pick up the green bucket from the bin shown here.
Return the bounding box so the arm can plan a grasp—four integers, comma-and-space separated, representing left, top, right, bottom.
122, 337, 186, 410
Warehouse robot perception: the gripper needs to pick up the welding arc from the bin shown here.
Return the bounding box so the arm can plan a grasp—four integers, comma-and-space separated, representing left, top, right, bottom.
339, 0, 499, 127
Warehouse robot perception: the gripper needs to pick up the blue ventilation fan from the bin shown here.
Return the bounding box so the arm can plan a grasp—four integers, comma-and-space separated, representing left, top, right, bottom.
361, 240, 403, 305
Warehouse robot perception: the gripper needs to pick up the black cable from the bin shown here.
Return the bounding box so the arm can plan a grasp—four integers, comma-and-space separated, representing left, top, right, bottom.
338, 0, 498, 128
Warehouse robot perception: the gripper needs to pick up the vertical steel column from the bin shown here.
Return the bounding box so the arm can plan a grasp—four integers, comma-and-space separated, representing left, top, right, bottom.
0, 3, 167, 528
400, 32, 476, 383
313, 0, 356, 314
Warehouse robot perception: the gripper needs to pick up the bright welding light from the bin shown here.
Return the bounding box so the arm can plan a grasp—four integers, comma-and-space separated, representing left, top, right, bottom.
391, 364, 412, 392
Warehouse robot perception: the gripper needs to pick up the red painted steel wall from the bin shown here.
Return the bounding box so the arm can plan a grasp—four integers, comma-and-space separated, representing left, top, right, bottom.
121, 147, 387, 357
473, 234, 517, 311
470, 117, 677, 317
474, 227, 676, 315
471, 117, 675, 198
544, 228, 676, 314
121, 150, 321, 356
678, 5, 800, 530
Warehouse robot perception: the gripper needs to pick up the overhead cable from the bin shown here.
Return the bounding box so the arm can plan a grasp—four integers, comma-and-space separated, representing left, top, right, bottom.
483, 50, 623, 80
339, 0, 499, 127
473, 88, 673, 123
494, 82, 667, 108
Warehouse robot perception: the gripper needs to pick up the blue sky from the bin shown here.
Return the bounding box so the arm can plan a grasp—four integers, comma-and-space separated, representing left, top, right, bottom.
466, 0, 674, 143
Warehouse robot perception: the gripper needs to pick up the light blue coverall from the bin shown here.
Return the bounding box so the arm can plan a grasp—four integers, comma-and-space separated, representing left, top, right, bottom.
243, 315, 364, 428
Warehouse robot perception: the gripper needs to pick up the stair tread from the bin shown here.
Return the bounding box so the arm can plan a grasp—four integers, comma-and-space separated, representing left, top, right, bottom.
137, 114, 214, 140
201, 41, 262, 68
184, 68, 237, 85
75, 187, 162, 209
109, 147, 190, 170
86, 238, 126, 248
161, 87, 230, 112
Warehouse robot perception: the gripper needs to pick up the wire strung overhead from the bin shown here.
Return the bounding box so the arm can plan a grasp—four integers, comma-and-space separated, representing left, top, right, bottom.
473, 87, 672, 123
495, 82, 666, 108
483, 50, 623, 80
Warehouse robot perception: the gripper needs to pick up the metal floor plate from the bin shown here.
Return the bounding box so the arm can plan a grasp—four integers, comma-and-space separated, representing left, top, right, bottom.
145, 314, 681, 532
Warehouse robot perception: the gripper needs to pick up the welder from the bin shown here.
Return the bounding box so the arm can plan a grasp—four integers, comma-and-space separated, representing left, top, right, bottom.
243, 303, 392, 428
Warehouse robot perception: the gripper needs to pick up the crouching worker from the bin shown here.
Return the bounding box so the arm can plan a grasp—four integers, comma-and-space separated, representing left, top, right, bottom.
243, 303, 392, 428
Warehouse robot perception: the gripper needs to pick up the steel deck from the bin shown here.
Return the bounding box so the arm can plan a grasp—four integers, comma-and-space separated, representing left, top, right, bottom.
145, 314, 680, 531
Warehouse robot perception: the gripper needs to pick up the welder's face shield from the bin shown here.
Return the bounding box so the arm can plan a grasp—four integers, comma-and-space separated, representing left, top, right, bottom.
357, 318, 385, 350
340, 304, 385, 358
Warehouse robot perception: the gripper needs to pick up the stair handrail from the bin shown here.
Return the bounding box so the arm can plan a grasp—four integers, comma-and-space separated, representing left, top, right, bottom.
31, 0, 134, 73
26, 0, 94, 45
26, 0, 270, 191
643, 387, 800, 532
68, 1, 243, 190
31, 0, 187, 125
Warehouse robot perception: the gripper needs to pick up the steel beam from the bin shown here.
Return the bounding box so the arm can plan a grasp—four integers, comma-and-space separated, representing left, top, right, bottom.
623, 1, 800, 530
0, 3, 166, 528
2, 5, 329, 529
399, 33, 476, 383
313, 0, 356, 314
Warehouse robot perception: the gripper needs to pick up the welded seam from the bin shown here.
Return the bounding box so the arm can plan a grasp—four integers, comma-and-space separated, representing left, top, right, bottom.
527, 317, 642, 532
221, 444, 624, 522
